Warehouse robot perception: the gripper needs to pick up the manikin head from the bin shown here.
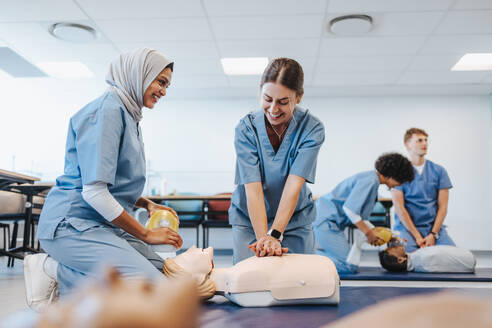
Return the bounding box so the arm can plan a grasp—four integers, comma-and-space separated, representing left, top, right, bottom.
163, 246, 216, 299
404, 128, 429, 158
375, 152, 415, 189
37, 267, 198, 328
379, 239, 408, 272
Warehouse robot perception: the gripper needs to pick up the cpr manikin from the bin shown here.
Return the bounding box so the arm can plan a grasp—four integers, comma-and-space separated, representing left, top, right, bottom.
163, 246, 340, 307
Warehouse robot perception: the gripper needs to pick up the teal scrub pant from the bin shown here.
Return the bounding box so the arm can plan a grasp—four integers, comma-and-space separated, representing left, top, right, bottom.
40, 219, 164, 295
231, 224, 316, 264
313, 220, 358, 274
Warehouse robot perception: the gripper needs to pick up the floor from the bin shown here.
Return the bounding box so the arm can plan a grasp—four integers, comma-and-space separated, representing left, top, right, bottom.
2, 252, 492, 323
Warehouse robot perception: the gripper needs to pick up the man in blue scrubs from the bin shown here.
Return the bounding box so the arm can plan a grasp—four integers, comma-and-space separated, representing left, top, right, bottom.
313, 153, 414, 273
391, 128, 455, 252
230, 58, 325, 264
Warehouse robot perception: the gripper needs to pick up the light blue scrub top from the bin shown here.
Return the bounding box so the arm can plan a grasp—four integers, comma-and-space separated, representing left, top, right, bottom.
37, 90, 146, 240
229, 107, 325, 229
313, 171, 380, 230
393, 160, 452, 232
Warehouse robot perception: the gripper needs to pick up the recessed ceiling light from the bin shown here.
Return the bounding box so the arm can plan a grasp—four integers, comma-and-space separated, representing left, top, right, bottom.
221, 57, 269, 75
48, 22, 98, 43
452, 53, 492, 71
37, 62, 94, 79
329, 15, 373, 36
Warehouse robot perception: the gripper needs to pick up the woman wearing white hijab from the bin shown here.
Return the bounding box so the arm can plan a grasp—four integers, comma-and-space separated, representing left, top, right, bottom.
24, 48, 182, 311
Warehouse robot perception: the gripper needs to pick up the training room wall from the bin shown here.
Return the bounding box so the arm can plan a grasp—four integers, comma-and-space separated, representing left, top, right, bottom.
141, 95, 492, 251
1, 86, 491, 250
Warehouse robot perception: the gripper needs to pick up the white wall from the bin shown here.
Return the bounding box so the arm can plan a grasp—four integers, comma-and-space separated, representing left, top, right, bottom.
1, 86, 491, 250
141, 95, 492, 250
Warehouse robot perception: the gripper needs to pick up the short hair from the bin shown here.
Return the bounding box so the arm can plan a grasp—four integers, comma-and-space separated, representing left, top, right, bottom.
375, 152, 414, 184
379, 250, 407, 272
404, 128, 428, 143
260, 58, 304, 97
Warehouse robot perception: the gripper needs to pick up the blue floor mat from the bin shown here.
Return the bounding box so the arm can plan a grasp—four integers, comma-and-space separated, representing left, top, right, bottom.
339, 267, 492, 281
201, 286, 480, 328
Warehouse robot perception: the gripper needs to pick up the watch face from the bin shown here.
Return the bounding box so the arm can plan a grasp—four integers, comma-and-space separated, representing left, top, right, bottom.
271, 229, 282, 239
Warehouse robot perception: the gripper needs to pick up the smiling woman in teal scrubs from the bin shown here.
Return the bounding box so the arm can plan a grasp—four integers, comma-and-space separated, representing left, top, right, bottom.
229, 58, 325, 264
24, 49, 183, 310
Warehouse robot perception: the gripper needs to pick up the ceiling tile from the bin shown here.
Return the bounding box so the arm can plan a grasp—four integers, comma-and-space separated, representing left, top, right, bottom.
218, 39, 320, 58
320, 36, 426, 56
117, 41, 220, 60
0, 22, 107, 46
482, 74, 492, 83
0, 47, 47, 77
228, 75, 262, 87
170, 74, 229, 89
313, 72, 400, 86
316, 56, 412, 72
77, 0, 204, 19
210, 15, 323, 40
327, 0, 454, 12
398, 71, 490, 84
204, 0, 326, 16
436, 11, 492, 34
452, 0, 492, 10
0, 0, 86, 22
326, 12, 444, 36
407, 55, 463, 71
420, 35, 492, 54
12, 43, 119, 64
96, 18, 213, 43
171, 58, 224, 76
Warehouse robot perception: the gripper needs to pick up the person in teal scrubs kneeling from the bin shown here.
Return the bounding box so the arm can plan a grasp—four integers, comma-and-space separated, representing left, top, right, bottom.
313, 153, 414, 273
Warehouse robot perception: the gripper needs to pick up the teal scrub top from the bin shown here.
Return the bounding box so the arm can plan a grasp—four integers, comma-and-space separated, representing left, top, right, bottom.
313, 170, 380, 230
229, 107, 325, 229
37, 90, 146, 240
394, 160, 452, 232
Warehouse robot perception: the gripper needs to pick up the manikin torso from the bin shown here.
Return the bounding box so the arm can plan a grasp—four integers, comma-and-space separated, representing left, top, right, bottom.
171, 246, 340, 307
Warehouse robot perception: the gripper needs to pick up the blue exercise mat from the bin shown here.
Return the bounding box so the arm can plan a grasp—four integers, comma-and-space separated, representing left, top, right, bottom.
201, 286, 482, 328
339, 267, 492, 281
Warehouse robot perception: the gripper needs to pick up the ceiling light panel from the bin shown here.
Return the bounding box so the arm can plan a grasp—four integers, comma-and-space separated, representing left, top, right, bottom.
452, 53, 492, 71
37, 62, 94, 78
221, 57, 269, 75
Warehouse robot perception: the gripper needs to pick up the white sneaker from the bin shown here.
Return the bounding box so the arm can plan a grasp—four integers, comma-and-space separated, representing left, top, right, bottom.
23, 254, 59, 312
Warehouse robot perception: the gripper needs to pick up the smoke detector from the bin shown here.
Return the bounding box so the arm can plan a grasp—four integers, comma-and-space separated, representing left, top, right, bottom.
329, 15, 373, 36
48, 22, 98, 43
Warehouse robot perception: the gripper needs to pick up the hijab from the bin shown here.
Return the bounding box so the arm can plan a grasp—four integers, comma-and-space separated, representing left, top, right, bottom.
106, 48, 173, 122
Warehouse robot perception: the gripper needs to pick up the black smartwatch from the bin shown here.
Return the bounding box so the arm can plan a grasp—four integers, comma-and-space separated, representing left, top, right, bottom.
267, 229, 284, 242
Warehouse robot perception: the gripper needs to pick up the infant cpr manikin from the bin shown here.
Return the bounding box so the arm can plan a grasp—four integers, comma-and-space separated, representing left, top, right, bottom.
163, 246, 340, 307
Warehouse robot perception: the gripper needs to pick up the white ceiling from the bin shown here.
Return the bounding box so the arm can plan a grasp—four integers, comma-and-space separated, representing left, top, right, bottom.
1, 0, 492, 98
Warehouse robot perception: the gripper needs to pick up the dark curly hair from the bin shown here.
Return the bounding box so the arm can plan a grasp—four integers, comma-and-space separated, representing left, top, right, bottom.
379, 250, 407, 272
375, 153, 414, 184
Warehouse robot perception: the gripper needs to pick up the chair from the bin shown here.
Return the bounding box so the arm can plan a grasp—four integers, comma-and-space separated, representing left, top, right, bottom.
202, 193, 232, 248
347, 201, 391, 244
163, 193, 204, 246
0, 191, 26, 266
